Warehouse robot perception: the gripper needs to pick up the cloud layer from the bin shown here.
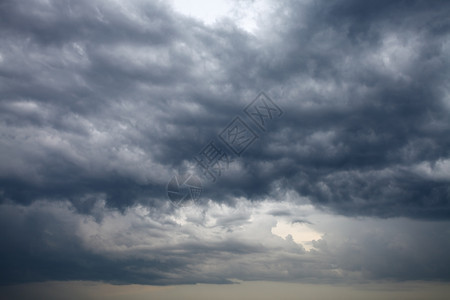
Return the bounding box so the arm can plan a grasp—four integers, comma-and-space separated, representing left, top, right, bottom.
0, 0, 449, 285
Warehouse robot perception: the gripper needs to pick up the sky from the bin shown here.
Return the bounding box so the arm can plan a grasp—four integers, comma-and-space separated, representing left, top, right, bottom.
0, 0, 450, 299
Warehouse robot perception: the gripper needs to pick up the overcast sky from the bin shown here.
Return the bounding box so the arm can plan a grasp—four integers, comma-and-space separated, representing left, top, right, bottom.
1, 0, 450, 299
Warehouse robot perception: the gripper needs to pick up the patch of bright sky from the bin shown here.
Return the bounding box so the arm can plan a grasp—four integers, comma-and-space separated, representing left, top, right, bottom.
271, 220, 323, 251
169, 0, 271, 34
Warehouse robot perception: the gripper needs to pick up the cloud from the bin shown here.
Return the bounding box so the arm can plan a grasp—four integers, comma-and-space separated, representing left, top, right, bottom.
0, 0, 450, 286
1, 199, 450, 285
1, 0, 449, 218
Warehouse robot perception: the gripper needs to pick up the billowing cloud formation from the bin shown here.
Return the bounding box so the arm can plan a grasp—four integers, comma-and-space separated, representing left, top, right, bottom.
0, 0, 449, 286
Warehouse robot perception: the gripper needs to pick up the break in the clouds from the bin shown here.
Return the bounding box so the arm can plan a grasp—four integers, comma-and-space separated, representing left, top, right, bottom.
0, 0, 449, 287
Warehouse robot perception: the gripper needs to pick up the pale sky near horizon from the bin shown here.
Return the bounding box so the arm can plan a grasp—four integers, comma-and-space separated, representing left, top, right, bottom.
3, 281, 450, 300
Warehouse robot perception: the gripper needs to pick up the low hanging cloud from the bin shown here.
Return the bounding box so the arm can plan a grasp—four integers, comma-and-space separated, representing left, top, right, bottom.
1, 198, 449, 285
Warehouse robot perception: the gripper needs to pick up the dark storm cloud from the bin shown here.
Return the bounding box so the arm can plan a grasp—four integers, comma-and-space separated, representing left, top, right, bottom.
0, 0, 262, 211
204, 0, 450, 219
3, 0, 447, 219
1, 0, 450, 286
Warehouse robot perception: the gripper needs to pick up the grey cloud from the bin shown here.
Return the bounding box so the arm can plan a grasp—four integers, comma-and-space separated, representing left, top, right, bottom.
1, 200, 449, 286
0, 0, 449, 215
1, 0, 450, 287
205, 0, 450, 218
